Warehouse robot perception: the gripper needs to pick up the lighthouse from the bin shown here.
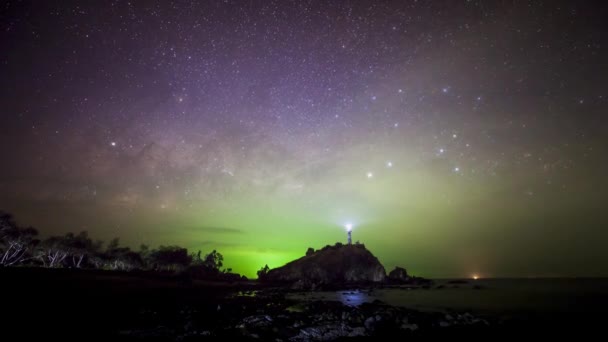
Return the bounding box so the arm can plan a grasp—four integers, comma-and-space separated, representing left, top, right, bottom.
345, 223, 353, 245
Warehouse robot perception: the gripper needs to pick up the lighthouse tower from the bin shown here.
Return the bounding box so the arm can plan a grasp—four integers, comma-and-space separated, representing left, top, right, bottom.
345, 223, 353, 245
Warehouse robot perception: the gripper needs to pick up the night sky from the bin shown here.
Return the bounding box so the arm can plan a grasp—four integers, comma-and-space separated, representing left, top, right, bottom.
1, 1, 607, 278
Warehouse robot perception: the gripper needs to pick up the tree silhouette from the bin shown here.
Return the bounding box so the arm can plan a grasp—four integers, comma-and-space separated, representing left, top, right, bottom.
203, 249, 223, 270
37, 236, 69, 267
0, 212, 39, 266
0, 210, 243, 279
257, 264, 270, 280
149, 245, 192, 271
62, 231, 99, 268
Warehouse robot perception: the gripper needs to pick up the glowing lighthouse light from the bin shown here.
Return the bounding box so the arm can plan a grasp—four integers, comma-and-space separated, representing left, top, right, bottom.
345, 223, 353, 245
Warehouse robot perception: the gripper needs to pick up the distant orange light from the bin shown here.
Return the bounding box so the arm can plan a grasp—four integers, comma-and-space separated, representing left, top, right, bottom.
472, 275, 479, 280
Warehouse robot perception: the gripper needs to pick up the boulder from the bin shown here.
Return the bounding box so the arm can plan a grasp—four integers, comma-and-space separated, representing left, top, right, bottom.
388, 267, 409, 282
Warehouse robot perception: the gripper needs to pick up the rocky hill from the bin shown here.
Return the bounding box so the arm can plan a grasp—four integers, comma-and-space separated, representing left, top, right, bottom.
262, 243, 386, 287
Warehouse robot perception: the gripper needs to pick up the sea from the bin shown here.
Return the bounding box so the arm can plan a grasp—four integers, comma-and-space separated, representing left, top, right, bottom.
288, 278, 608, 316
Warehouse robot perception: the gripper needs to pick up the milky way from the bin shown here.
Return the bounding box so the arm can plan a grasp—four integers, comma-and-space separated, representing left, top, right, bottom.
1, 1, 607, 277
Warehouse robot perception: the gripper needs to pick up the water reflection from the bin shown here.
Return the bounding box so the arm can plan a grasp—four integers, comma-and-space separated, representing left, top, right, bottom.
288, 279, 608, 314
338, 291, 369, 306
289, 290, 374, 307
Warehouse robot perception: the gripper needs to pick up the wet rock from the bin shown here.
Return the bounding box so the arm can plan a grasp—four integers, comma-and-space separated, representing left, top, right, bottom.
290, 323, 366, 341
124, 287, 494, 340
364, 316, 376, 330
241, 314, 273, 328
348, 327, 366, 337
121, 326, 175, 338
471, 318, 489, 325
183, 320, 194, 332
401, 323, 418, 331
314, 311, 338, 322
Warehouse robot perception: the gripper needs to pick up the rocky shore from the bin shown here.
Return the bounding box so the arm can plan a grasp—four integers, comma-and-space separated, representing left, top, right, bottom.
119, 244, 483, 340
120, 288, 491, 341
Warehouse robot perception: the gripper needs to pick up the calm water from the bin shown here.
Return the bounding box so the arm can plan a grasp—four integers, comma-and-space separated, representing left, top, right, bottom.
289, 278, 608, 315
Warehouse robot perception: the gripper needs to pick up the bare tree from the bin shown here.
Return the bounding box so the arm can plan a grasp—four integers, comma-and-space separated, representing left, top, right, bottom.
97, 238, 144, 271
0, 212, 39, 266
60, 231, 101, 268
37, 236, 69, 268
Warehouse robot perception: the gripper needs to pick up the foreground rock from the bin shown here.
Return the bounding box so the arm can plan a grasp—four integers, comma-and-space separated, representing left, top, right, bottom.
120, 290, 491, 341
262, 243, 386, 287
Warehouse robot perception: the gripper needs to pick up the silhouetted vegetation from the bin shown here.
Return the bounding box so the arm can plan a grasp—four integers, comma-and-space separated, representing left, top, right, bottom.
257, 264, 270, 281
0, 211, 243, 280
0, 212, 39, 266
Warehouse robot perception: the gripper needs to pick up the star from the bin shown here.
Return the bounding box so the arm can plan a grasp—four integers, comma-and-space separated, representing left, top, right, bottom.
1, 0, 602, 280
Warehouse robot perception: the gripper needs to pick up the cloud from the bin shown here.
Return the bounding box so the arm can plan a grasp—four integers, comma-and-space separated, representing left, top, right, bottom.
193, 226, 244, 234
196, 240, 242, 248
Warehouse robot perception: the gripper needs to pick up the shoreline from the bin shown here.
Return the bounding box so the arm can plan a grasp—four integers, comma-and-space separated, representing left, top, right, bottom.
3, 268, 607, 339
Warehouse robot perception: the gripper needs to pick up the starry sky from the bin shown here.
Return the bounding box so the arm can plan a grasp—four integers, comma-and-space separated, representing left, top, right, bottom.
1, 1, 607, 278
